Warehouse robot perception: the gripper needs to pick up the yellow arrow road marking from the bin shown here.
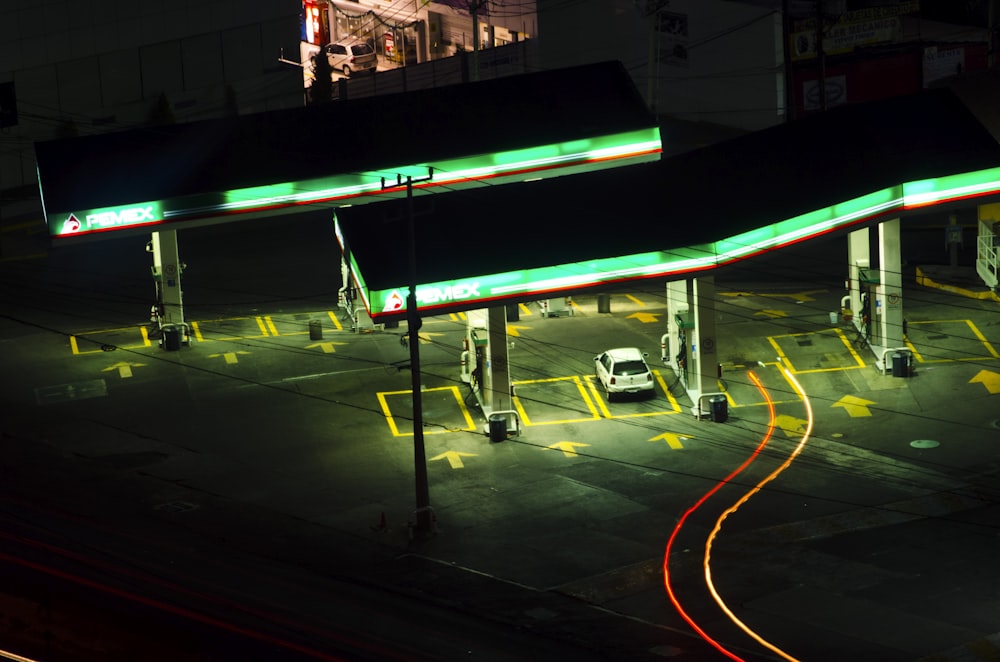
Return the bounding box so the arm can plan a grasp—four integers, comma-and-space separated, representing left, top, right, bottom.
209, 351, 250, 365
546, 441, 590, 457
775, 414, 809, 437
832, 394, 876, 417
507, 325, 531, 337
970, 369, 1000, 394
306, 341, 347, 353
627, 312, 660, 323
430, 451, 477, 469
649, 432, 690, 449
418, 332, 444, 344
103, 362, 145, 378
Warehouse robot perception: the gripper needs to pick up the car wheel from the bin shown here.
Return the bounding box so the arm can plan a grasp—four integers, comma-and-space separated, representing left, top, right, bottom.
342, 65, 352, 78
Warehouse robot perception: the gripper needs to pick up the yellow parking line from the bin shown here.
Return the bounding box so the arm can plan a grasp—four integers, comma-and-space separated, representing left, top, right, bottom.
584, 374, 679, 419
904, 319, 999, 363
375, 392, 402, 436
265, 316, 279, 336
69, 326, 151, 355
513, 376, 601, 426
768, 336, 795, 372
376, 386, 475, 436
967, 319, 1000, 358
327, 310, 343, 331
836, 327, 868, 367
189, 317, 266, 341
653, 370, 682, 412
768, 329, 866, 374
904, 335, 925, 362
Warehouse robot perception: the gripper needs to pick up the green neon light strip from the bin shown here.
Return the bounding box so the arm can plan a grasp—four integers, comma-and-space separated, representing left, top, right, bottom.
364, 170, 1000, 316
210, 129, 661, 212
902, 165, 1000, 207
49, 128, 661, 238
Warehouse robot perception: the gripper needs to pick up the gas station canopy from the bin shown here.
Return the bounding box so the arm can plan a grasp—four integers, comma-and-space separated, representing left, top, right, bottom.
335, 85, 1000, 321
34, 60, 661, 243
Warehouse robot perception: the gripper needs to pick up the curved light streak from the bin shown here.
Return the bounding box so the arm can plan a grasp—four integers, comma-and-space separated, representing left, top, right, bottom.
702, 367, 815, 662
662, 370, 777, 661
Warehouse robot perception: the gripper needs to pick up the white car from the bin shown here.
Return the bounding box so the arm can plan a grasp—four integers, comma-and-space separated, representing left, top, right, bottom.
594, 347, 655, 401
325, 40, 377, 77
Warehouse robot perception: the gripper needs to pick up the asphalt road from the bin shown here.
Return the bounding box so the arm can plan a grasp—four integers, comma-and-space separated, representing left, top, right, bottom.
2, 211, 999, 661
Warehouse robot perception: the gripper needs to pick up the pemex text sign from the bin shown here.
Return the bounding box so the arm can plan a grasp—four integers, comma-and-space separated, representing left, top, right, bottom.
56, 202, 164, 237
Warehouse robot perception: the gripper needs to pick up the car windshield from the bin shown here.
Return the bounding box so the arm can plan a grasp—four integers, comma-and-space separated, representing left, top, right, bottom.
614, 360, 647, 376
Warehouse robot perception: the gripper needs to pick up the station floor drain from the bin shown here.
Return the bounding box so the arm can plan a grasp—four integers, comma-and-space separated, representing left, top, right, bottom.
910, 439, 940, 449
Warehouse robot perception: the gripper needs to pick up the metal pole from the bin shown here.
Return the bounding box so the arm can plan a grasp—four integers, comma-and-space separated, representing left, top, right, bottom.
471, 0, 480, 81
383, 169, 434, 538
816, 1, 826, 112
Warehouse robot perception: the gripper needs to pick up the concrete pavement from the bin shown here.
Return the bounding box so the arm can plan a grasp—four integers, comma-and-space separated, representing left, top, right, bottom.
1, 244, 998, 661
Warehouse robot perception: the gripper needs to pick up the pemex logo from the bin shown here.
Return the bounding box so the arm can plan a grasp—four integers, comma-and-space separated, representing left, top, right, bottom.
382, 290, 405, 312
61, 214, 82, 233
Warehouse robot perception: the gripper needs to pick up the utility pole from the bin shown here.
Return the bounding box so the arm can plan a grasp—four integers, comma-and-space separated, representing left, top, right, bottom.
469, 0, 482, 81
816, 0, 827, 112
382, 168, 435, 539
782, 0, 794, 122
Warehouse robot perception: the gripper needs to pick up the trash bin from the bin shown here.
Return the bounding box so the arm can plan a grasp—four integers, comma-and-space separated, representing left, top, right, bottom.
709, 395, 728, 423
829, 311, 838, 324
162, 325, 181, 351
488, 414, 506, 443
597, 293, 611, 314
309, 320, 323, 340
506, 303, 519, 322
891, 352, 909, 378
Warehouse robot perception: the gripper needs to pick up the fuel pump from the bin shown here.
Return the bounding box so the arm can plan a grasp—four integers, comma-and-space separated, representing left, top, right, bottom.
472, 344, 486, 393
675, 329, 688, 385
463, 325, 488, 394
673, 310, 693, 388
148, 231, 189, 350
854, 288, 874, 345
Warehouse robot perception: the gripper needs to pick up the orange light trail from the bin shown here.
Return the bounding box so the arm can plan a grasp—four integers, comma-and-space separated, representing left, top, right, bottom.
662, 370, 777, 661
663, 368, 816, 661
703, 367, 813, 660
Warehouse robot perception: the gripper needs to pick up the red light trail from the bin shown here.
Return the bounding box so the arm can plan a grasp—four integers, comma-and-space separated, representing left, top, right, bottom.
662, 367, 814, 661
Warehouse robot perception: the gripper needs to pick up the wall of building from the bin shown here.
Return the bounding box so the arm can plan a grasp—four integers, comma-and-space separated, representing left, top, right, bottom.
536, 0, 787, 132
0, 0, 306, 192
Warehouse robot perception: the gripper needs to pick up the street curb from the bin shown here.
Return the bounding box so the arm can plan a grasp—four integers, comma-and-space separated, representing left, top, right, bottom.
915, 266, 1000, 302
